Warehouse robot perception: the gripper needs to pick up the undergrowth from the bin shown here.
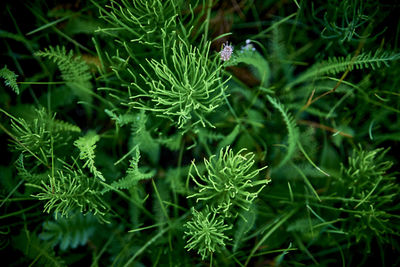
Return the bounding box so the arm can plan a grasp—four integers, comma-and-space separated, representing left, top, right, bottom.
1, 0, 399, 266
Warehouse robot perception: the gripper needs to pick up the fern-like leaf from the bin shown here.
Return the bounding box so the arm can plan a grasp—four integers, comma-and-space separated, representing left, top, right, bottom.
35, 46, 91, 83
288, 49, 400, 89
35, 46, 92, 103
111, 146, 155, 190
28, 169, 109, 223
51, 119, 81, 133
8, 108, 57, 165
40, 213, 97, 250
129, 111, 160, 163
267, 96, 299, 168
0, 65, 19, 94
105, 109, 137, 127
74, 131, 105, 181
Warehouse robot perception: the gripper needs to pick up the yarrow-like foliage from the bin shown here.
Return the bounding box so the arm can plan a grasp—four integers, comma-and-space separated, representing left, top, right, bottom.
28, 168, 109, 223
131, 39, 227, 131
8, 108, 80, 165
188, 146, 269, 217
184, 207, 231, 260
98, 0, 182, 48
0, 65, 19, 94
35, 46, 93, 104
315, 0, 372, 43
40, 212, 97, 250
74, 131, 105, 181
35, 46, 91, 86
110, 145, 155, 190
9, 109, 53, 164
335, 146, 399, 250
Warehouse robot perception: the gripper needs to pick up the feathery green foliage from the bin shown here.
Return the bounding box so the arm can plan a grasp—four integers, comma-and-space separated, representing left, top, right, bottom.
35, 46, 91, 85
0, 65, 19, 94
28, 168, 109, 223
334, 146, 400, 250
267, 96, 299, 168
35, 46, 93, 103
9, 110, 53, 164
15, 154, 49, 185
129, 111, 160, 162
2, 0, 400, 266
225, 44, 271, 86
184, 207, 232, 260
7, 108, 77, 166
288, 49, 400, 88
314, 0, 375, 43
111, 146, 155, 190
40, 213, 97, 250
74, 131, 105, 181
96, 0, 183, 48
131, 39, 227, 131
188, 146, 269, 217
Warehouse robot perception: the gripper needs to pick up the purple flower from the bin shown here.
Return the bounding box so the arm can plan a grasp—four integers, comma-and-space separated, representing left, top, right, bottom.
220, 42, 233, 61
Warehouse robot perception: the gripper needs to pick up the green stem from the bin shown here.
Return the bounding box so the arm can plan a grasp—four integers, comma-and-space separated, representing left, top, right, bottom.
204, 0, 213, 42
245, 209, 297, 266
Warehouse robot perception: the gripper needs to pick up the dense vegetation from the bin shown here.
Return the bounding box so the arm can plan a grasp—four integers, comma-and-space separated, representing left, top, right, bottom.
1, 0, 399, 266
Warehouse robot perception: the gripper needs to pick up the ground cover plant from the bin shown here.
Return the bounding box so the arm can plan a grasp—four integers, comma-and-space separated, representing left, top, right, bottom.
1, 0, 400, 266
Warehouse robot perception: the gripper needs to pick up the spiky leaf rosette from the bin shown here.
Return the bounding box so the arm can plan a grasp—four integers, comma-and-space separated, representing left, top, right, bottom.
130, 39, 227, 131
333, 146, 400, 251
184, 207, 231, 260
98, 0, 182, 48
188, 147, 269, 217
8, 107, 80, 166
28, 168, 109, 223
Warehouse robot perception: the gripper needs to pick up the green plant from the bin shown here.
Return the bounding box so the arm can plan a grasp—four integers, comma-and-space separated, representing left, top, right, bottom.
5, 107, 79, 166
335, 146, 400, 250
0, 65, 19, 94
35, 46, 93, 104
110, 145, 155, 190
74, 131, 105, 181
28, 167, 109, 223
1, 0, 400, 266
184, 206, 232, 260
130, 38, 227, 131
40, 212, 97, 250
96, 0, 183, 48
188, 146, 269, 217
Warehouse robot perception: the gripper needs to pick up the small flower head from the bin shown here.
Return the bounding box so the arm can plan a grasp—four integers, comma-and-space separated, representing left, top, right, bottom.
220, 42, 234, 61
184, 207, 231, 260
240, 39, 256, 53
